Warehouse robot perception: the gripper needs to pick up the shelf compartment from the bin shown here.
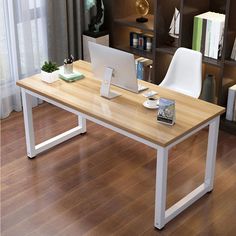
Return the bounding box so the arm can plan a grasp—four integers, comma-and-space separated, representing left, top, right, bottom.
224, 59, 236, 66
156, 46, 223, 67
202, 56, 223, 67
113, 14, 154, 33
114, 44, 153, 60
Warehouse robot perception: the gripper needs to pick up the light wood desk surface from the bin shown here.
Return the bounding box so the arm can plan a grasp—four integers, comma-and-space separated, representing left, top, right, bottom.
17, 60, 225, 147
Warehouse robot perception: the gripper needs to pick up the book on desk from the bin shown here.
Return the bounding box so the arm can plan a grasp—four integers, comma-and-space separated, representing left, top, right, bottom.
59, 70, 84, 82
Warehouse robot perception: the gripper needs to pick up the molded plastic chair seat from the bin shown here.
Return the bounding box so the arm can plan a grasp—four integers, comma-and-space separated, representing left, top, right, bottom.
159, 47, 202, 98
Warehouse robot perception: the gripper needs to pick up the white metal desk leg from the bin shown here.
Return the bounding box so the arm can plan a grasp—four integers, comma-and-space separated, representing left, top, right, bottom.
78, 116, 86, 133
204, 116, 220, 192
155, 147, 168, 229
21, 89, 36, 158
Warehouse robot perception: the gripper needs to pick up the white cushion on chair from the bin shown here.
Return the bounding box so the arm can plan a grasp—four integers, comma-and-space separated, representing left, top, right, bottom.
159, 47, 202, 98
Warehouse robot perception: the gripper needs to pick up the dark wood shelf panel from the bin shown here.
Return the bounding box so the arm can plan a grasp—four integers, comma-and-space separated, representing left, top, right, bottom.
114, 44, 153, 60
156, 48, 223, 67
202, 56, 223, 67
220, 117, 236, 135
156, 46, 177, 55
113, 14, 154, 33
224, 59, 236, 66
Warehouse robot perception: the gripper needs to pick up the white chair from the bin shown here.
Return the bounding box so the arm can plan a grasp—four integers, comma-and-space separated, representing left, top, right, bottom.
159, 47, 202, 98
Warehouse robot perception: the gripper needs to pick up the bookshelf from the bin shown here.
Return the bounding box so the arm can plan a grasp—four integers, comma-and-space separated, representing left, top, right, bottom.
102, 0, 236, 134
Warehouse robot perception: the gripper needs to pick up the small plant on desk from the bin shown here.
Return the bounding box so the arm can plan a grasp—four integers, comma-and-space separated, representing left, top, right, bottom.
41, 61, 59, 83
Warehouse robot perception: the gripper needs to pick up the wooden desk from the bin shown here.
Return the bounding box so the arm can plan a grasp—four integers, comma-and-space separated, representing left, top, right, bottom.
17, 60, 225, 229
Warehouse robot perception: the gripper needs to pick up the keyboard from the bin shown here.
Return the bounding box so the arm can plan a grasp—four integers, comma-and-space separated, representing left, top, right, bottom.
138, 83, 148, 92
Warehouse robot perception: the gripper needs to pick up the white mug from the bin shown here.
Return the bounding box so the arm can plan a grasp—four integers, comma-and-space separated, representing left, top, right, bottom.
147, 97, 158, 107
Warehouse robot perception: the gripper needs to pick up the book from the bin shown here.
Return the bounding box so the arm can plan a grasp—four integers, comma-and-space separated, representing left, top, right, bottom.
209, 20, 219, 59
209, 18, 224, 59
147, 65, 152, 83
192, 17, 203, 51
205, 17, 225, 58
59, 70, 84, 82
135, 57, 144, 79
138, 34, 144, 50
143, 34, 153, 51
137, 60, 143, 80
157, 98, 175, 125
230, 37, 236, 60
130, 32, 139, 48
142, 59, 153, 82
196, 18, 203, 52
218, 20, 225, 58
205, 18, 212, 57
226, 84, 236, 121
130, 32, 134, 47
136, 58, 153, 80
200, 18, 207, 54
233, 99, 236, 122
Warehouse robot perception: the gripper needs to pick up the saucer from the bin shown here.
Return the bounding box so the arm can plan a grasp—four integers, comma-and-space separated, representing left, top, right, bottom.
143, 100, 159, 109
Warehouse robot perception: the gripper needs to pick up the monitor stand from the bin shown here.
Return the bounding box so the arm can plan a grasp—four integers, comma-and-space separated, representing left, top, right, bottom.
100, 67, 121, 99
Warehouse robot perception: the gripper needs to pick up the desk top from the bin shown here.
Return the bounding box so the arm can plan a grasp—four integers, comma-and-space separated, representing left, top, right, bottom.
17, 60, 225, 147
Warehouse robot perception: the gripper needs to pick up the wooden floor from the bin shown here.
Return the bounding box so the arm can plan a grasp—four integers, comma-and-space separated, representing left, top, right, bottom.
1, 103, 236, 236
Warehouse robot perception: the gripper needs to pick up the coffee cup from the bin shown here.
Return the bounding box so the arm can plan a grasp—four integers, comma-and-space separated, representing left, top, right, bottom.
147, 97, 158, 107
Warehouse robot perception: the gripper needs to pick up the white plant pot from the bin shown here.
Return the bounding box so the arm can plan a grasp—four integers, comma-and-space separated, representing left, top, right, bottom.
41, 70, 59, 83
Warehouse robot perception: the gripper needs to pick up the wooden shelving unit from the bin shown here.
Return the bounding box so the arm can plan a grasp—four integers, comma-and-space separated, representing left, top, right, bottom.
102, 0, 236, 134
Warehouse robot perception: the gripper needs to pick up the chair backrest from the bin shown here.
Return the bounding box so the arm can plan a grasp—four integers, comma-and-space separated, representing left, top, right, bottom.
159, 47, 202, 98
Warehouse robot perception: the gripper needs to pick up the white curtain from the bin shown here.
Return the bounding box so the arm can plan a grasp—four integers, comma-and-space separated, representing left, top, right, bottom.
0, 0, 48, 119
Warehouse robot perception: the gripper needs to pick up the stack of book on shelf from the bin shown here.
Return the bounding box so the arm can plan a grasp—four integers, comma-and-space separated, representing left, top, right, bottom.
192, 11, 225, 59
230, 37, 236, 61
226, 84, 236, 122
135, 57, 153, 82
130, 32, 153, 53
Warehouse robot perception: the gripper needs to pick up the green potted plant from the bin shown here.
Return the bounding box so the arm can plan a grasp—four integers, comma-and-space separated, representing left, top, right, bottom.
41, 61, 59, 83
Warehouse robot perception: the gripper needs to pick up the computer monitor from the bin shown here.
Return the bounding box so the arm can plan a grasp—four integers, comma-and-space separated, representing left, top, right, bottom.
88, 42, 147, 99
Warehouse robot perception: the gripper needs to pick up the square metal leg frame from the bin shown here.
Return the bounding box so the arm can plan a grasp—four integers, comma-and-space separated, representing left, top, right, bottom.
22, 89, 87, 158
154, 116, 220, 229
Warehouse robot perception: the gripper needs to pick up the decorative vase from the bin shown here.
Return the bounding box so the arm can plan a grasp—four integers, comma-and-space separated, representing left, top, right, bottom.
201, 74, 216, 103
64, 63, 73, 74
41, 70, 59, 83
136, 0, 149, 23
